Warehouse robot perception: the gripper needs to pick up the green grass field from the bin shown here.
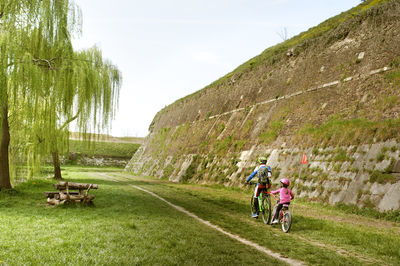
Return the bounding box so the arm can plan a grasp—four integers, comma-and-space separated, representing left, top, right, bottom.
68, 140, 140, 158
1, 167, 399, 265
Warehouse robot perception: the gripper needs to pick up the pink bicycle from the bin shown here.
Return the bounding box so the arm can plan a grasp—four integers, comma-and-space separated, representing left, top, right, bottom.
271, 194, 292, 233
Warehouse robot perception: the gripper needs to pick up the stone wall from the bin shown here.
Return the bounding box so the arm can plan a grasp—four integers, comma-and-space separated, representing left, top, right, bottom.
127, 141, 400, 211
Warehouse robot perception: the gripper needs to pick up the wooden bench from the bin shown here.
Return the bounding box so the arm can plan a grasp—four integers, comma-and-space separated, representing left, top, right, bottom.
45, 181, 98, 205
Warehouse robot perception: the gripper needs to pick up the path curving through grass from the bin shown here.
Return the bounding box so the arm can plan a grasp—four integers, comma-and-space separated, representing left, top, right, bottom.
104, 173, 304, 266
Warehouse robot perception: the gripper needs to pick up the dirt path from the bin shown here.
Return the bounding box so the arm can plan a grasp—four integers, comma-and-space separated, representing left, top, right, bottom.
102, 173, 304, 266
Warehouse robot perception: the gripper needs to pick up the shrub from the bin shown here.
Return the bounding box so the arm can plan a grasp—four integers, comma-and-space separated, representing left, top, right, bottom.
214, 136, 234, 155
259, 120, 284, 144
233, 140, 247, 151
218, 123, 225, 133
376, 153, 385, 162
369, 170, 396, 184
333, 148, 351, 162
385, 69, 400, 84
384, 158, 395, 173
162, 164, 174, 179
181, 155, 200, 182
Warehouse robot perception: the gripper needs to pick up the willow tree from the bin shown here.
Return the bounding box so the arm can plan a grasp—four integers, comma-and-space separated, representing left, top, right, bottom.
0, 1, 121, 188
33, 46, 121, 180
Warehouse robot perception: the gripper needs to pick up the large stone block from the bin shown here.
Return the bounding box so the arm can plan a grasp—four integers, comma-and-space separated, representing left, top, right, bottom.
392, 160, 400, 173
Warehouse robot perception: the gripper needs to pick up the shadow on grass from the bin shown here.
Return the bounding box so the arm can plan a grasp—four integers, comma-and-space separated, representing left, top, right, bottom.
290, 215, 325, 233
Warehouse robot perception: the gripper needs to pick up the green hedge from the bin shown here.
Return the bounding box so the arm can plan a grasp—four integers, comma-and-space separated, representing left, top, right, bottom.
68, 140, 140, 158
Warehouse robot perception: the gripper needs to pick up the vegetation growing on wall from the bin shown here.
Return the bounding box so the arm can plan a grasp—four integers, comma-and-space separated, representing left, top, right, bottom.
150, 127, 172, 156
298, 116, 400, 146
259, 120, 284, 144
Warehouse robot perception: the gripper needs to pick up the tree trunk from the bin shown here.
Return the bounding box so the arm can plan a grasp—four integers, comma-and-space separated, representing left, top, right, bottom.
0, 106, 12, 189
52, 150, 63, 180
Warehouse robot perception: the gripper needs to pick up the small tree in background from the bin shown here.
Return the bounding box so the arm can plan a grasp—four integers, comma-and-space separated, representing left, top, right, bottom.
277, 27, 289, 41
0, 1, 121, 188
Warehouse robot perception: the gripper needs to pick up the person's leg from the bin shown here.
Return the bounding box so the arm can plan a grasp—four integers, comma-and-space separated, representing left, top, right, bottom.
253, 184, 259, 197
272, 203, 283, 223
252, 184, 260, 217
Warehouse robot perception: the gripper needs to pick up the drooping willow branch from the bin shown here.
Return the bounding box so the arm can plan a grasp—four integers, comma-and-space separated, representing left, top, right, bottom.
8, 57, 96, 69
59, 110, 81, 131
32, 58, 57, 69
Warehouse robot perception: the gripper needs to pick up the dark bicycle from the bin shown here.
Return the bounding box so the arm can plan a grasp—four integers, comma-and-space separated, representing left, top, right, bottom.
249, 182, 272, 224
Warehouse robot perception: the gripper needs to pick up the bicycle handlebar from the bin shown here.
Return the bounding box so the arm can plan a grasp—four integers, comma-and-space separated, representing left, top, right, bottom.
247, 181, 273, 185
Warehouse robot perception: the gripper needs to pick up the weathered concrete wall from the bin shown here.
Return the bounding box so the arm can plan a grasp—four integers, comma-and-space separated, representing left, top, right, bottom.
127, 141, 400, 211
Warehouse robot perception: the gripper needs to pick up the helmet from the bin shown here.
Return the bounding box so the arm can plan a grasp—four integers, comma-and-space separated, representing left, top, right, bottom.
258, 156, 267, 164
280, 178, 290, 186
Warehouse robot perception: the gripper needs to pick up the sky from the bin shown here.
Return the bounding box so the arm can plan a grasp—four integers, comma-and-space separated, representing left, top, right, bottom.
72, 0, 361, 137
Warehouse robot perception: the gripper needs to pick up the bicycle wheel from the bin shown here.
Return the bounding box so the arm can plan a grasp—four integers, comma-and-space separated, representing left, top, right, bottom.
281, 211, 292, 233
261, 195, 272, 224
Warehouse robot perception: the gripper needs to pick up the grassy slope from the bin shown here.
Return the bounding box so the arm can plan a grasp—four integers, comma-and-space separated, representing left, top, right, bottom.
69, 132, 144, 144
1, 168, 399, 265
68, 139, 140, 158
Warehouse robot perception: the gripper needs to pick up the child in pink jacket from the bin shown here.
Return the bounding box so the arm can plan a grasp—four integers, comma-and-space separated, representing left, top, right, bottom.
271, 178, 294, 224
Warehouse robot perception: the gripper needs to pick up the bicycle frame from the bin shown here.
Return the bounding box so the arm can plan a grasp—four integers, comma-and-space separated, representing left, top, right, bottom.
279, 204, 290, 219
257, 191, 270, 211
249, 182, 272, 224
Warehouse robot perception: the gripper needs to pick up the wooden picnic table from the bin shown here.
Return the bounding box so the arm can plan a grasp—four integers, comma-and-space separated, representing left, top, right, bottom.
45, 181, 98, 205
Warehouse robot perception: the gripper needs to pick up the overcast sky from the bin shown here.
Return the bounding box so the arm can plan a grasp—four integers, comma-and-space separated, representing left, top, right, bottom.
72, 0, 361, 137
